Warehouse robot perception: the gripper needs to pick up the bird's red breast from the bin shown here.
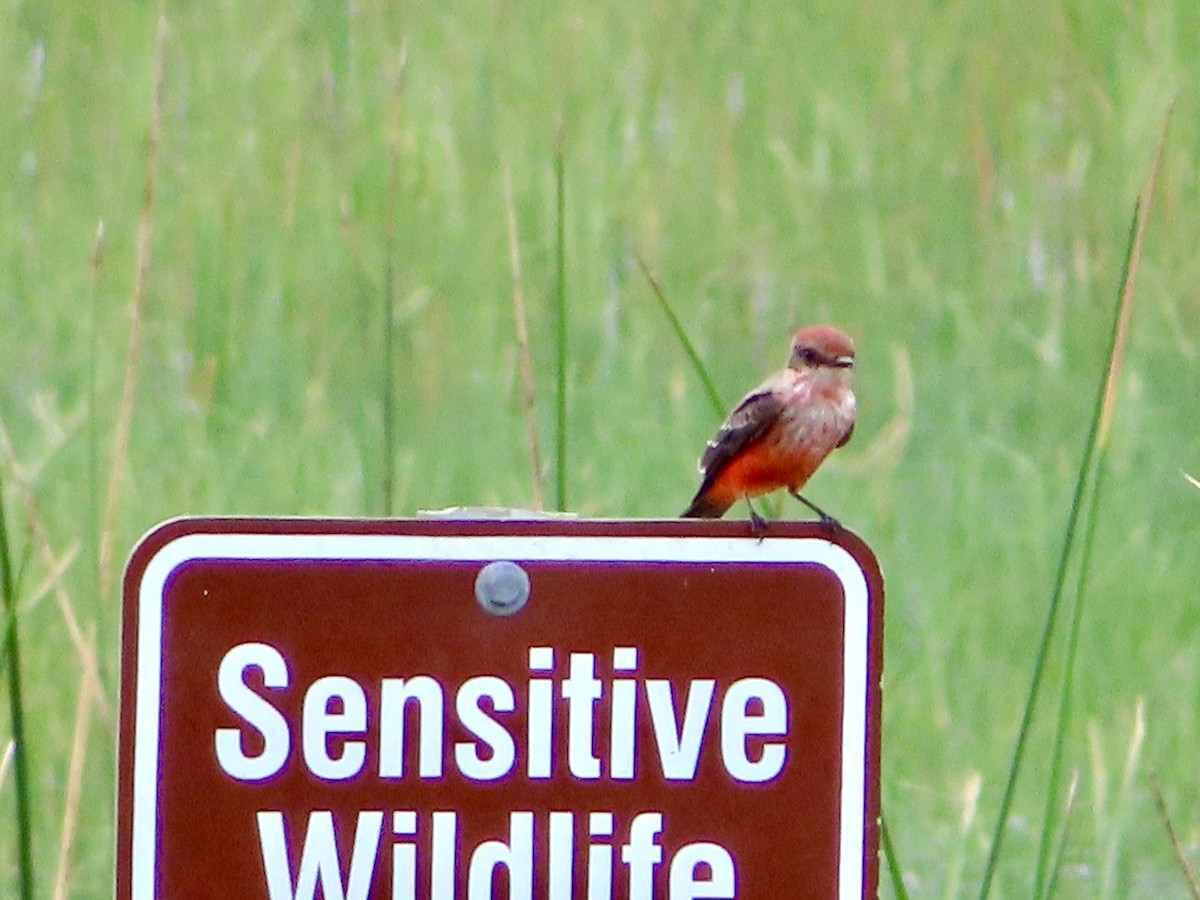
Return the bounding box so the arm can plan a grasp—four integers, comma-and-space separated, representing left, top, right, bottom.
700, 372, 854, 508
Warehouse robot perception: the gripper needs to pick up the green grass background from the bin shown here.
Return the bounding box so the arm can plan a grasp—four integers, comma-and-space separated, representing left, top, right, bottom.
2, 1, 1199, 896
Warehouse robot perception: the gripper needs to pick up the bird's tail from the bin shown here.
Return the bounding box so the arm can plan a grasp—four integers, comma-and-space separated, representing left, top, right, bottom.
681, 492, 732, 519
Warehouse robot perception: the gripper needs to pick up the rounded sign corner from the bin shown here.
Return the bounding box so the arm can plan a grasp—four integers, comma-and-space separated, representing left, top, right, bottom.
124, 517, 207, 587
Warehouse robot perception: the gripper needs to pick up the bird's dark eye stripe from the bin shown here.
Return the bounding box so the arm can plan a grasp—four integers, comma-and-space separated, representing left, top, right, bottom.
794, 346, 854, 367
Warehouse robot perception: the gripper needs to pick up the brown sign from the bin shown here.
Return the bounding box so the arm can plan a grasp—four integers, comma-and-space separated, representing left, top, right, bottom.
118, 518, 883, 899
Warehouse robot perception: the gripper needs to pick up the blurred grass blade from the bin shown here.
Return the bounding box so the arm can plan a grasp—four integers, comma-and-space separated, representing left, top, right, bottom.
633, 250, 725, 418
503, 163, 546, 510
381, 51, 407, 517
880, 814, 910, 900
553, 124, 568, 512
979, 104, 1170, 899
86, 220, 108, 689
1036, 459, 1106, 899
1098, 700, 1146, 895
1041, 770, 1080, 899
944, 773, 983, 900
86, 220, 104, 575
1, 475, 35, 900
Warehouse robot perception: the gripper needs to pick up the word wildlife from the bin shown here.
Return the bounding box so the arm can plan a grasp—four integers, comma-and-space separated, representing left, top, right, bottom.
216, 642, 794, 899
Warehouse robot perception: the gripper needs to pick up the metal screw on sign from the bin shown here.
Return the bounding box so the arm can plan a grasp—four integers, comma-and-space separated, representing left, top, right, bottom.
474, 560, 531, 616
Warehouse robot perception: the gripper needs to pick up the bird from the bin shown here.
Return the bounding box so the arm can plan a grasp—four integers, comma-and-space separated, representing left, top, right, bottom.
681, 325, 857, 530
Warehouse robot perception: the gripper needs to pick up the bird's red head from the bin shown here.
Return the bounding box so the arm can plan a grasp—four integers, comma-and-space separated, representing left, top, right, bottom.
788, 326, 855, 371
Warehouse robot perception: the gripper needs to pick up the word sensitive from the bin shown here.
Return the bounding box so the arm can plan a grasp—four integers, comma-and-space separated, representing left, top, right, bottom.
216, 643, 789, 786
215, 642, 792, 899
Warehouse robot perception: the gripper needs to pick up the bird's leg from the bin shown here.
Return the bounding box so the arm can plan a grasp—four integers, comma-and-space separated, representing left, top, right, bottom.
746, 499, 768, 539
788, 489, 841, 532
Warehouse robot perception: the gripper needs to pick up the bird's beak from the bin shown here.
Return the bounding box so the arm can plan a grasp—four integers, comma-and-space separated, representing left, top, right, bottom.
833, 356, 854, 369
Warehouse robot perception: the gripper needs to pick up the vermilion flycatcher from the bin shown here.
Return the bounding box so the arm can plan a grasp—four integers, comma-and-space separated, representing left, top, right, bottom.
682, 325, 856, 528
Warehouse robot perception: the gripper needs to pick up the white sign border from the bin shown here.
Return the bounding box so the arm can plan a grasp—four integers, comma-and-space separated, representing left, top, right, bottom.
132, 531, 872, 899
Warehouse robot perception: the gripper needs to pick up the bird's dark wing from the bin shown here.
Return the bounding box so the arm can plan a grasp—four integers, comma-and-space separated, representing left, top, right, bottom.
698, 388, 785, 478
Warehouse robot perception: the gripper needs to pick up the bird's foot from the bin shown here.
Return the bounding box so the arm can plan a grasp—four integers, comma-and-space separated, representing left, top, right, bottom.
747, 502, 768, 540
817, 511, 843, 534
788, 490, 842, 534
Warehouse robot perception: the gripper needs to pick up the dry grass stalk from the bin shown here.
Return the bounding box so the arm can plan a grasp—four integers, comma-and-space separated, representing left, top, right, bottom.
51, 633, 99, 900
0, 417, 109, 720
1097, 101, 1173, 450
22, 542, 78, 613
0, 739, 13, 790
502, 162, 545, 510
380, 47, 408, 516
1150, 772, 1200, 900
98, 13, 167, 599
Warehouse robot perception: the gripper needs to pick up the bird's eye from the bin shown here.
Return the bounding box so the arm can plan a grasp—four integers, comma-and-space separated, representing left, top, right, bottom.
795, 347, 818, 364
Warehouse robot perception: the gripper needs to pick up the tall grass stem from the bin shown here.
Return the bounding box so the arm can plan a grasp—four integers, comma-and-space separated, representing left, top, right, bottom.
503, 163, 545, 509
0, 476, 34, 900
381, 51, 407, 517
97, 13, 166, 598
1036, 103, 1171, 898
553, 125, 568, 511
880, 814, 910, 900
977, 104, 1171, 898
0, 426, 108, 719
975, 273, 1102, 900
51, 633, 98, 900
633, 250, 725, 418
86, 220, 107, 685
1041, 770, 1081, 899
1035, 459, 1107, 898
